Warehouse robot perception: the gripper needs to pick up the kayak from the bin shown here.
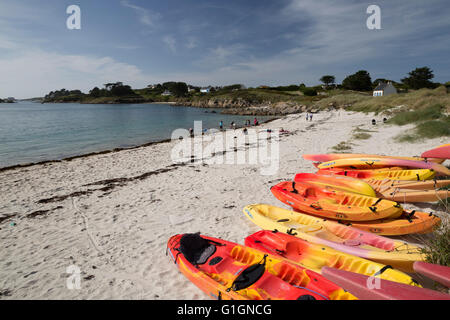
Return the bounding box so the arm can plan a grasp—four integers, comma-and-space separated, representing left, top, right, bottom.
321, 267, 450, 300
271, 181, 402, 221
421, 144, 450, 159
245, 230, 421, 285
317, 168, 436, 181
243, 204, 425, 272
413, 261, 450, 288
338, 210, 441, 236
366, 179, 450, 191
373, 187, 449, 203
167, 233, 356, 300
308, 174, 450, 203
303, 153, 444, 164
294, 173, 376, 197
317, 158, 450, 176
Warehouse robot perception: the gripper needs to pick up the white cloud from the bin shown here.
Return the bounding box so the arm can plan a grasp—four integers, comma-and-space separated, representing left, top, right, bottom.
120, 0, 161, 29
0, 48, 158, 98
186, 37, 198, 49
163, 35, 177, 53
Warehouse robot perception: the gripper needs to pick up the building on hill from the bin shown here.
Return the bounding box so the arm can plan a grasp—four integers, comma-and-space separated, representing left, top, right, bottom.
373, 81, 397, 96
200, 86, 212, 93
161, 90, 172, 96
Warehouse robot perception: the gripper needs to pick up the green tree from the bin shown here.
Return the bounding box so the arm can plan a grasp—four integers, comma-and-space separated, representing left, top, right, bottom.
342, 70, 372, 91
320, 75, 335, 88
401, 67, 435, 89
89, 87, 101, 97
162, 82, 188, 97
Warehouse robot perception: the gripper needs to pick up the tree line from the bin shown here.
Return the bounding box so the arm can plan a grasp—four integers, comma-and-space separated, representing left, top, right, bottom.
319, 66, 438, 92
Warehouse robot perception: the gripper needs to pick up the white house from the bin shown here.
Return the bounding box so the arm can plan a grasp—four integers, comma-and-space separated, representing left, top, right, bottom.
200, 87, 211, 93
161, 90, 172, 96
373, 82, 397, 97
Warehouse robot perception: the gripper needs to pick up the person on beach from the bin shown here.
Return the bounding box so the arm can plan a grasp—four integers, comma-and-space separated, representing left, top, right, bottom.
219, 120, 223, 130
232, 122, 236, 130
309, 114, 313, 121
254, 117, 259, 126
189, 128, 194, 137
306, 113, 309, 121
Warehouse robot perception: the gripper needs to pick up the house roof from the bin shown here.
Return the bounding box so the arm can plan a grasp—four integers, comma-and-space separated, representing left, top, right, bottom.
373, 82, 388, 91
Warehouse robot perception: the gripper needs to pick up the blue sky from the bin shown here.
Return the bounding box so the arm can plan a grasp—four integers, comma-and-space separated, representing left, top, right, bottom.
1, 0, 450, 98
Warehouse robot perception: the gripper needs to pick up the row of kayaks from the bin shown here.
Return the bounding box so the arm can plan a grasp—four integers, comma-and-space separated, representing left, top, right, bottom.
167, 146, 450, 300
167, 230, 450, 300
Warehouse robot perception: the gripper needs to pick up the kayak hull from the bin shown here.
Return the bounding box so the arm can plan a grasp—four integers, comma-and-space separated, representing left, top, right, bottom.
294, 173, 376, 197
413, 261, 450, 288
317, 158, 450, 176
322, 267, 450, 300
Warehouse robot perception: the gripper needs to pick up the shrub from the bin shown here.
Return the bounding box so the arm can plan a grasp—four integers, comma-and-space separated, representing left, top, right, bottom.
303, 88, 317, 96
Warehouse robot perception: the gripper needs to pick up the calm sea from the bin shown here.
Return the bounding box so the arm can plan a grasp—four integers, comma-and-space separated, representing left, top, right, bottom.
0, 102, 271, 168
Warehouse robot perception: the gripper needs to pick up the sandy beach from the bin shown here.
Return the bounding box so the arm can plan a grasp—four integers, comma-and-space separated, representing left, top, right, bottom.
0, 110, 448, 299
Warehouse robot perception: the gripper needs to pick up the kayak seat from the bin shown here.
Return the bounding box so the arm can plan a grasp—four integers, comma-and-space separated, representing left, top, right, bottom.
179, 233, 216, 265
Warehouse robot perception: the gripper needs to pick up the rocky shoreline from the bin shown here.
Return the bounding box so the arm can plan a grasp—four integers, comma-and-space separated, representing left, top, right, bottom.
175, 99, 328, 115
41, 96, 346, 116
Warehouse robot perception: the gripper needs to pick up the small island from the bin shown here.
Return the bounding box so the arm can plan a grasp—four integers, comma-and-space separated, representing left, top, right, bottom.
0, 97, 17, 103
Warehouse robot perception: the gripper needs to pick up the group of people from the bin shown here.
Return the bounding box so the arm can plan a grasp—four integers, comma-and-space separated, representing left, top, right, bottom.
305, 113, 314, 121
219, 118, 259, 130
188, 117, 260, 137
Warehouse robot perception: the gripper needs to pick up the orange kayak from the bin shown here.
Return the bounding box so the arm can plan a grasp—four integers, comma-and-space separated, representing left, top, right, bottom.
316, 158, 450, 176
303, 153, 445, 164
334, 210, 441, 236
167, 233, 356, 300
294, 173, 376, 197
271, 181, 402, 221
317, 168, 436, 181
366, 179, 450, 190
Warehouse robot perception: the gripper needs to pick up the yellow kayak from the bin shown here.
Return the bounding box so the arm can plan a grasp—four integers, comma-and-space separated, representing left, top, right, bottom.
243, 204, 425, 273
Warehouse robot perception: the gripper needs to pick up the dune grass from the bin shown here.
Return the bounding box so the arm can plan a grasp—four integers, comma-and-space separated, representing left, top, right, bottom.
353, 132, 371, 140
315, 86, 450, 115
332, 141, 352, 151
419, 219, 450, 267
387, 104, 445, 126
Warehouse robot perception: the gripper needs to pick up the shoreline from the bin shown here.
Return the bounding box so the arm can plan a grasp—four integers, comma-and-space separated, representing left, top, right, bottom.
0, 116, 281, 173
0, 109, 447, 300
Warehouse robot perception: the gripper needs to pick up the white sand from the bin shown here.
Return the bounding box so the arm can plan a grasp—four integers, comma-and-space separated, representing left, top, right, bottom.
0, 110, 448, 299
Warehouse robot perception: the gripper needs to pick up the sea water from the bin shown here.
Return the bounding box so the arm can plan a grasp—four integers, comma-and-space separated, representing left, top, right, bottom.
0, 102, 271, 168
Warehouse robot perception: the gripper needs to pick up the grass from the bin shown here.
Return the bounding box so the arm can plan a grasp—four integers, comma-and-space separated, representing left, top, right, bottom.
353, 132, 371, 140
315, 86, 450, 115
387, 104, 445, 126
419, 218, 450, 267
332, 141, 352, 151
394, 117, 450, 142
415, 118, 450, 138
353, 126, 377, 133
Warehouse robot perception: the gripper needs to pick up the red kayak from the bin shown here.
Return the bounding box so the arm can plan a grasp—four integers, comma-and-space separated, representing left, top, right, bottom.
322, 267, 450, 300
414, 261, 450, 288
167, 233, 355, 300
421, 144, 450, 159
